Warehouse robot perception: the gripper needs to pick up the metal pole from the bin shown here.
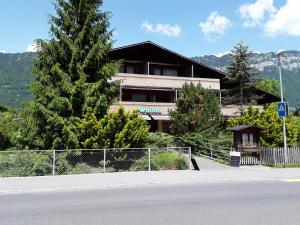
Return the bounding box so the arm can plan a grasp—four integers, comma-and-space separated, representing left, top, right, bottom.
277, 53, 288, 164
103, 149, 106, 173
52, 150, 56, 176
148, 148, 151, 172
189, 147, 192, 170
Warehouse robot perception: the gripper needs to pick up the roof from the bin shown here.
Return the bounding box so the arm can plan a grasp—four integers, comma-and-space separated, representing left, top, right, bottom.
228, 125, 264, 132
109, 41, 227, 79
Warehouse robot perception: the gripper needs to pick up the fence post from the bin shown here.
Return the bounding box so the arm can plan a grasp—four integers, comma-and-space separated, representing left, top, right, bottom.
52, 150, 56, 176
189, 147, 192, 170
210, 145, 213, 158
148, 148, 151, 172
103, 149, 106, 173
273, 148, 277, 166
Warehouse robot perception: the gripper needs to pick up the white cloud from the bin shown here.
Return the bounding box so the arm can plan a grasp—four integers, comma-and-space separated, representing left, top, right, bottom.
141, 21, 181, 37
264, 0, 300, 36
239, 0, 276, 27
199, 11, 232, 40
0, 50, 6, 53
26, 42, 40, 52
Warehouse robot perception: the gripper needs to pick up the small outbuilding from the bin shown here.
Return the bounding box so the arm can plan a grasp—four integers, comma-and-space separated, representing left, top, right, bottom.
229, 125, 264, 153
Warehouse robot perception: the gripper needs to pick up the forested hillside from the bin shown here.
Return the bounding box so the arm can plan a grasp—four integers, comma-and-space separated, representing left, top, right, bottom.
0, 53, 34, 108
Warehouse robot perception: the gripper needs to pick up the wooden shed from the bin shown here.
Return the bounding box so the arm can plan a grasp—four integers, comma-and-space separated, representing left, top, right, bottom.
229, 125, 264, 153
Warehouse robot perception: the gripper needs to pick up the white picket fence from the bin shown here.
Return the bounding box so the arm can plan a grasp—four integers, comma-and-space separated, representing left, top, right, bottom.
260, 147, 300, 166
240, 155, 260, 165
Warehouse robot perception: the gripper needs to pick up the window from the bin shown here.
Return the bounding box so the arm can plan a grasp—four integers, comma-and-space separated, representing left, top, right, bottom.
119, 66, 125, 73
242, 134, 249, 146
154, 68, 161, 75
126, 65, 134, 74
241, 133, 257, 147
163, 69, 177, 76
132, 93, 147, 102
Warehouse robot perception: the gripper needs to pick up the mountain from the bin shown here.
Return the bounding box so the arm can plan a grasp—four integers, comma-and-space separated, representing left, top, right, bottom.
0, 51, 299, 109
193, 51, 300, 107
0, 52, 34, 108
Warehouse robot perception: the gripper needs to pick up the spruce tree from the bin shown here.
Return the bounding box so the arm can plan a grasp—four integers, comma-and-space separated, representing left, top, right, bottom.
20, 0, 120, 149
223, 42, 258, 108
169, 83, 221, 135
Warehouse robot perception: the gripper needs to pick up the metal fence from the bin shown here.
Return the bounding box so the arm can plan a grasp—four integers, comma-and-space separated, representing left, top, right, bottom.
0, 147, 191, 177
260, 147, 300, 166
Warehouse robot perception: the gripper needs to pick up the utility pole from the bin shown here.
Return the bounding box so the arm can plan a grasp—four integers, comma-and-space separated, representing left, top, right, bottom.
277, 50, 288, 164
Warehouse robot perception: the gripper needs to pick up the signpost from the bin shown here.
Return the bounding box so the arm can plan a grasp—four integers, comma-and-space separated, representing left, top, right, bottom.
277, 51, 288, 164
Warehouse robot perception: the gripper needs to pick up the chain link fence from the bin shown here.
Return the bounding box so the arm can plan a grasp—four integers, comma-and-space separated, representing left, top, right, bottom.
0, 147, 191, 177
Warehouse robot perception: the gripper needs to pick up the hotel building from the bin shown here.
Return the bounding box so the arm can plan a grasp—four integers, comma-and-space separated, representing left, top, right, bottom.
109, 41, 279, 132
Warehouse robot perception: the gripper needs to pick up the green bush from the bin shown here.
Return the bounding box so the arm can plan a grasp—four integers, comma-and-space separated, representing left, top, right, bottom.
153, 152, 188, 170
146, 132, 176, 148
0, 151, 52, 177
70, 163, 102, 174
132, 151, 188, 171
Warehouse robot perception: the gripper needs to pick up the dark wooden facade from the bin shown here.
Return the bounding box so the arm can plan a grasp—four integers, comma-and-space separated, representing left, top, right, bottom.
229, 125, 264, 153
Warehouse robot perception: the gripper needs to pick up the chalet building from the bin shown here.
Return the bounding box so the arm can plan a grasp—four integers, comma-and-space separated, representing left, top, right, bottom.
108, 41, 279, 132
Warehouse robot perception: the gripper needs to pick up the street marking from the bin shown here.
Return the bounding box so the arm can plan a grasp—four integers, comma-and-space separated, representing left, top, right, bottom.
282, 179, 300, 183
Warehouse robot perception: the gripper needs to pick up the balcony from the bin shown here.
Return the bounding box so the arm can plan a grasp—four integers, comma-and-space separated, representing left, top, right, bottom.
111, 73, 220, 90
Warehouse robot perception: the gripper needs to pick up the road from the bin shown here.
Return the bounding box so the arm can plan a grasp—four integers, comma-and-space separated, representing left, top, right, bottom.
1, 181, 300, 225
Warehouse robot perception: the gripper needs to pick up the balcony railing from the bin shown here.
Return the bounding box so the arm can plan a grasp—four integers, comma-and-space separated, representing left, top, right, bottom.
112, 73, 220, 90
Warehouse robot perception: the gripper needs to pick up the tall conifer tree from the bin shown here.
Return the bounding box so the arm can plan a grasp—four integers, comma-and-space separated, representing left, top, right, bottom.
223, 42, 258, 108
20, 0, 120, 149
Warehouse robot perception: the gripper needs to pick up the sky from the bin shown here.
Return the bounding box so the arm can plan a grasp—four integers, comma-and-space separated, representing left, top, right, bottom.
0, 0, 299, 57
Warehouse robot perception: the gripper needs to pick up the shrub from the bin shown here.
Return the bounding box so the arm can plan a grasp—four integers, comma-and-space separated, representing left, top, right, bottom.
78, 106, 150, 149
146, 132, 176, 148
0, 151, 52, 177
131, 151, 188, 171
152, 151, 188, 170
70, 163, 102, 174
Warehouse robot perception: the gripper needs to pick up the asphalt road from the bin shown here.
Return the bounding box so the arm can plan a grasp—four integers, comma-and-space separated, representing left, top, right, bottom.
1, 181, 300, 225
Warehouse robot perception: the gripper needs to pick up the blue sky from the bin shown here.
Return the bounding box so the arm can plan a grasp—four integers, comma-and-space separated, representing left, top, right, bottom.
0, 0, 299, 57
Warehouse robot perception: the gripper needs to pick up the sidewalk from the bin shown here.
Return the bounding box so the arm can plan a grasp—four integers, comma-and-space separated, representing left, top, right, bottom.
1, 167, 300, 195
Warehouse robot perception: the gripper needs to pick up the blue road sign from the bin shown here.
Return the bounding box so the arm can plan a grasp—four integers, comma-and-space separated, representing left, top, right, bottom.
278, 102, 288, 117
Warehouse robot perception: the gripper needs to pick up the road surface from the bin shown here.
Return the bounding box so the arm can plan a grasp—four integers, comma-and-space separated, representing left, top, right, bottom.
1, 180, 300, 225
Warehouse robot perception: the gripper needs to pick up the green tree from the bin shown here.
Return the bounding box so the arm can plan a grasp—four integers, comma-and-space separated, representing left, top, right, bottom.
0, 107, 19, 150
293, 116, 300, 145
224, 42, 258, 108
19, 0, 120, 149
78, 106, 150, 149
228, 104, 298, 147
169, 82, 221, 135
257, 77, 280, 96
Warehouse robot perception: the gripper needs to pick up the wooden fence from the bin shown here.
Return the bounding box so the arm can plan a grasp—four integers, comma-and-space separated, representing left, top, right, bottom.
240, 155, 260, 165
260, 147, 300, 166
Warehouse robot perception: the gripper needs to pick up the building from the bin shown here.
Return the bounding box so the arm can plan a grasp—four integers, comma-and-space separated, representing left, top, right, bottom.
229, 125, 264, 153
108, 41, 279, 132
